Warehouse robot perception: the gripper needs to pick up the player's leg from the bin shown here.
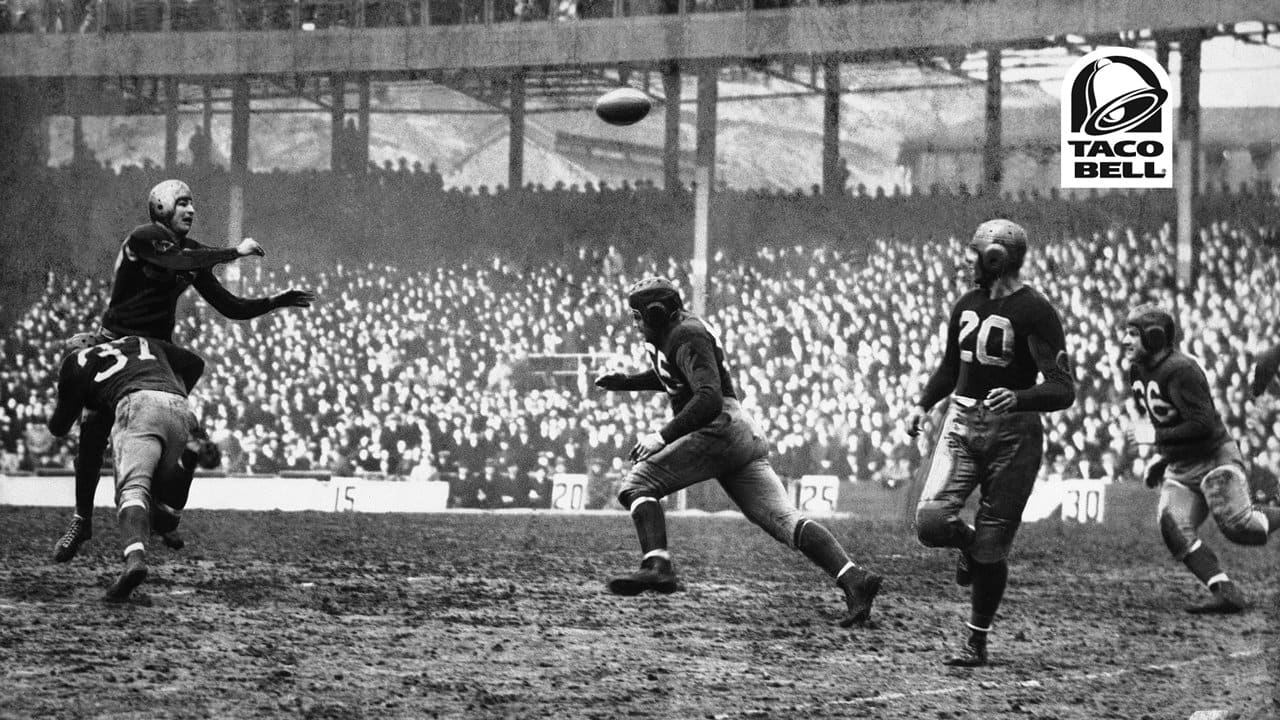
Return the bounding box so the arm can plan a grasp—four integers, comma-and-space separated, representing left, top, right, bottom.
945, 411, 1042, 668
53, 410, 111, 562
606, 430, 722, 595
915, 405, 981, 584
1157, 476, 1246, 614
152, 412, 205, 548
720, 456, 883, 626
1203, 459, 1280, 545
104, 404, 162, 603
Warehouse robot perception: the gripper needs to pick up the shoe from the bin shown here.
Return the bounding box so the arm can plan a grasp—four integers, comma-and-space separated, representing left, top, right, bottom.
955, 550, 973, 587
1186, 580, 1249, 615
103, 551, 148, 603
53, 516, 92, 563
606, 557, 678, 596
160, 530, 185, 550
837, 569, 883, 627
943, 635, 989, 667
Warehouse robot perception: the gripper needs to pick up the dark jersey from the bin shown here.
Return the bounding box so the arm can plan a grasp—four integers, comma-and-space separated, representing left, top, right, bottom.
48, 336, 199, 437
617, 315, 737, 443
1129, 350, 1230, 462
101, 223, 271, 342
919, 285, 1074, 412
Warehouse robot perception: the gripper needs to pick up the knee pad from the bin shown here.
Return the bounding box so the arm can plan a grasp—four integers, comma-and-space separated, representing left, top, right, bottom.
1203, 466, 1268, 545
969, 523, 1014, 564
118, 485, 151, 514
617, 487, 659, 512
915, 502, 969, 548
1217, 509, 1268, 546
1159, 508, 1196, 559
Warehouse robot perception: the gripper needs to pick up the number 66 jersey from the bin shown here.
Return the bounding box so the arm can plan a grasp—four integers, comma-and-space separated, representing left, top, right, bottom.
1128, 350, 1229, 463
919, 286, 1074, 412
47, 336, 202, 437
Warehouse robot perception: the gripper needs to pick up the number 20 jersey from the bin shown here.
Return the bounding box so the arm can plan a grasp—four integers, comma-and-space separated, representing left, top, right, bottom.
945, 286, 1068, 404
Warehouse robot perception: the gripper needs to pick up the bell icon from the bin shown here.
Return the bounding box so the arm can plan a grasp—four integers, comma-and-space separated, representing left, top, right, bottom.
1081, 58, 1168, 135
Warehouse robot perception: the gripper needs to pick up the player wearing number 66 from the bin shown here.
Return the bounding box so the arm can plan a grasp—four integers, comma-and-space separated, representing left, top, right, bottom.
593, 277, 884, 628
906, 219, 1076, 668
1123, 303, 1280, 615
47, 334, 210, 603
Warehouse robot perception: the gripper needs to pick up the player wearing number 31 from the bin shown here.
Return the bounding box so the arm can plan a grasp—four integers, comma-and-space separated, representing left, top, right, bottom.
906, 219, 1076, 667
1123, 303, 1280, 615
594, 277, 884, 628
48, 334, 210, 602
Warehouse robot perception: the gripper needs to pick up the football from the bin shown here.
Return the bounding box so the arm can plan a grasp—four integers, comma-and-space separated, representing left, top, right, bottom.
594, 87, 652, 126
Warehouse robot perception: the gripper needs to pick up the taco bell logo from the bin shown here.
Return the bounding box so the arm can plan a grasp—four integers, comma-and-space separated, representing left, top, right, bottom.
1061, 47, 1172, 189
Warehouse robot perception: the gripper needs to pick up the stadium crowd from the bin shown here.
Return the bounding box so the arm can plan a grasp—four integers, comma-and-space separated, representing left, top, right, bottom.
1, 165, 1278, 509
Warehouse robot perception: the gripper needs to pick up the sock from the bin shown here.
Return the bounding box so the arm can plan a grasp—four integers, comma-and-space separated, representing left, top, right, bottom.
794, 519, 857, 579
73, 462, 100, 522
629, 497, 667, 558
118, 503, 150, 554
968, 558, 1008, 631
1182, 541, 1225, 588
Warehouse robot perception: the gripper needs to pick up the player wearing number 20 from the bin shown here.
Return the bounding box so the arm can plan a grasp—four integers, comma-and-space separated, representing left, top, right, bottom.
594, 278, 884, 628
1124, 304, 1280, 615
907, 219, 1076, 667
48, 335, 207, 602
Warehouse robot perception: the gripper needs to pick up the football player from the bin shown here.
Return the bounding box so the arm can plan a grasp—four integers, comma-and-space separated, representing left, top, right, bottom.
52, 179, 316, 562
1124, 304, 1280, 613
48, 334, 211, 602
907, 219, 1076, 667
594, 278, 884, 627
1249, 342, 1280, 399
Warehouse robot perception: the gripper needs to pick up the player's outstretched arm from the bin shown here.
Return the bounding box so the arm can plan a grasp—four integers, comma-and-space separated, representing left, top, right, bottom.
595, 369, 663, 392
126, 226, 260, 272
191, 270, 316, 321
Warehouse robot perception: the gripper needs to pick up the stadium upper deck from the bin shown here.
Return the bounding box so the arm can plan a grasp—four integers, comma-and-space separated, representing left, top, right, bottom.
0, 0, 1274, 78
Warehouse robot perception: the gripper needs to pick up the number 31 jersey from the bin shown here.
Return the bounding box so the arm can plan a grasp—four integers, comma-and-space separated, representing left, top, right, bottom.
947, 285, 1069, 404
55, 336, 190, 415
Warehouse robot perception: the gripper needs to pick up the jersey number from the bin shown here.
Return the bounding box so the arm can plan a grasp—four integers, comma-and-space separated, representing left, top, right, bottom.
1131, 380, 1176, 423
958, 311, 1014, 367
78, 338, 156, 383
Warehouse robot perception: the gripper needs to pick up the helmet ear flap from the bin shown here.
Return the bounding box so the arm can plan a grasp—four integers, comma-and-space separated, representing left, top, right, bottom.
642, 301, 673, 328
1143, 326, 1167, 353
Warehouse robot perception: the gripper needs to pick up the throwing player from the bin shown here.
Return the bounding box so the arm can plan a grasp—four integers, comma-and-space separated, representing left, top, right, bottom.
53, 179, 316, 562
1124, 304, 1280, 613
594, 277, 883, 627
907, 219, 1076, 667
48, 334, 211, 602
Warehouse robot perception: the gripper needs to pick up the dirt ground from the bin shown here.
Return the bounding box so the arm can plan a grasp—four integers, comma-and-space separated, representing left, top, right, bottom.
1, 503, 1276, 720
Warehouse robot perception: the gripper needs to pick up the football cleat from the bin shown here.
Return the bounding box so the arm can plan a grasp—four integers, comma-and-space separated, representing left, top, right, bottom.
837, 569, 883, 627
955, 550, 973, 587
53, 515, 92, 563
943, 635, 989, 667
606, 557, 678, 596
159, 530, 185, 550
103, 551, 148, 603
1185, 580, 1249, 615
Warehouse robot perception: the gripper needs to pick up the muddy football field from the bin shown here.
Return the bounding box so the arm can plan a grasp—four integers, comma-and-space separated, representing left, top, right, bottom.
1, 501, 1276, 720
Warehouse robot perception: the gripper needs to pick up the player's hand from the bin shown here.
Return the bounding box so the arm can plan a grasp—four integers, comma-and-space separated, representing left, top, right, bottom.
236, 238, 265, 257
1143, 458, 1168, 488
273, 289, 316, 308
629, 432, 666, 463
195, 439, 222, 470
983, 387, 1017, 415
905, 406, 927, 438
1250, 344, 1280, 398
594, 373, 628, 391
